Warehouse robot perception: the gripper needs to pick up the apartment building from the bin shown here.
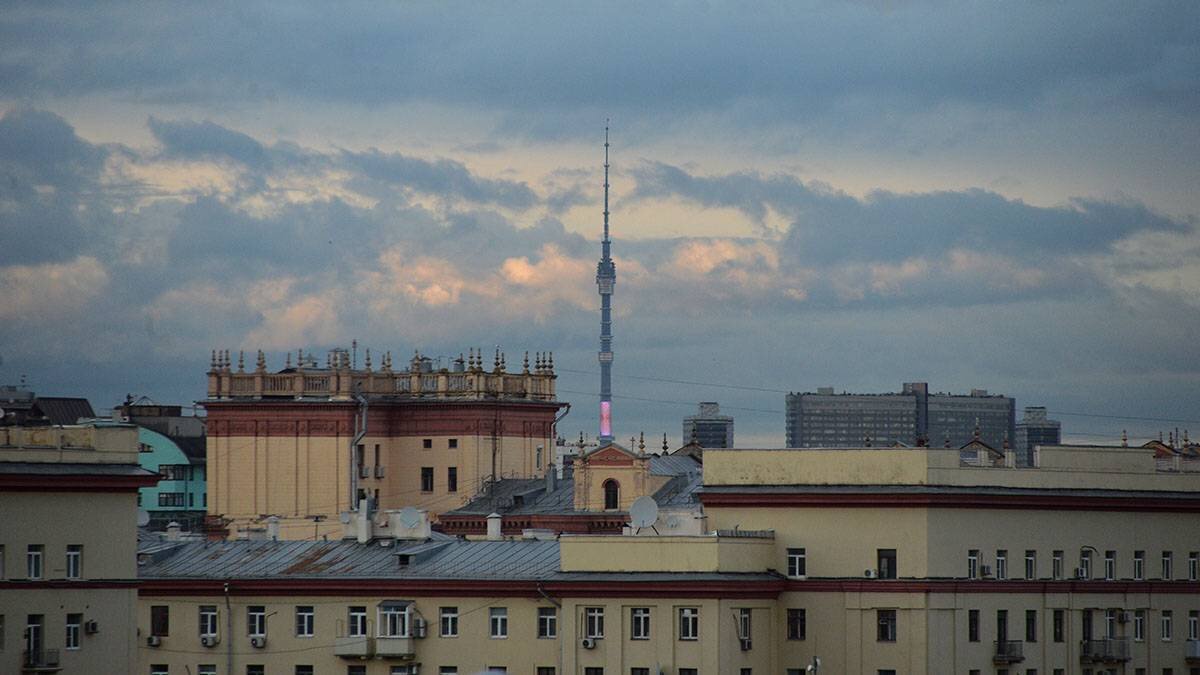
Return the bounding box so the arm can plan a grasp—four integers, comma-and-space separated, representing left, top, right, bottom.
203, 347, 564, 539
0, 423, 157, 674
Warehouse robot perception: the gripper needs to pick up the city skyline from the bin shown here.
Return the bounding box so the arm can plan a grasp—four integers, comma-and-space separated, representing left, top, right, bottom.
2, 3, 1198, 447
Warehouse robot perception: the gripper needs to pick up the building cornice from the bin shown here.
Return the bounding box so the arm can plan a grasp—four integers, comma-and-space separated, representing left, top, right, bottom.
699, 490, 1200, 512
0, 473, 159, 492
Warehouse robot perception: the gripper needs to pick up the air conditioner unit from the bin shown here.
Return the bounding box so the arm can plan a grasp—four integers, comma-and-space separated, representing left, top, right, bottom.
146, 635, 162, 647
413, 618, 427, 638
864, 569, 877, 579
359, 466, 370, 479
84, 620, 99, 634
581, 637, 597, 649
740, 638, 752, 651
201, 635, 219, 647
1118, 611, 1132, 623
375, 466, 386, 478
250, 635, 267, 649
980, 564, 993, 578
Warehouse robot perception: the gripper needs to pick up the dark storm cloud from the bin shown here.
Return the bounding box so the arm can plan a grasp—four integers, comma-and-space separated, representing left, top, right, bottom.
148, 117, 271, 169
342, 149, 537, 210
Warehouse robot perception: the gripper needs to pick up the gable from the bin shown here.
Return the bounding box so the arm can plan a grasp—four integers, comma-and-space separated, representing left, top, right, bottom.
586, 446, 636, 466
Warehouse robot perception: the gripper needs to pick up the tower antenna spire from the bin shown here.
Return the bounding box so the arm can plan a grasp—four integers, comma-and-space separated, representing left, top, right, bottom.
596, 121, 616, 444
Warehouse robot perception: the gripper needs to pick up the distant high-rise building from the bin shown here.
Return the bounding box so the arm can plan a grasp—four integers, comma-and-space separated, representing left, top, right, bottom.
1014, 406, 1061, 466
785, 382, 1015, 449
682, 402, 734, 448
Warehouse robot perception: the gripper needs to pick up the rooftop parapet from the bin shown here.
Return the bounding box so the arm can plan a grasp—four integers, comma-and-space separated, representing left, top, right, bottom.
206, 347, 557, 402
559, 532, 776, 573
0, 423, 140, 464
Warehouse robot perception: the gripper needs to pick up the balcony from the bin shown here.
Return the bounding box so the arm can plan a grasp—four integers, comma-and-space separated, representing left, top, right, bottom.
21, 650, 62, 673
333, 635, 374, 659
375, 635, 416, 658
1080, 637, 1131, 663
1186, 639, 1200, 664
993, 640, 1025, 664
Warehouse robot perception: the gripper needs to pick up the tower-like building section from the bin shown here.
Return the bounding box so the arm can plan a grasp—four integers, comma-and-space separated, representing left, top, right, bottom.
596, 127, 616, 444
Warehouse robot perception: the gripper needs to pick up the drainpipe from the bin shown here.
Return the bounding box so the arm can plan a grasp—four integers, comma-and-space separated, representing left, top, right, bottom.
224, 582, 233, 675
350, 392, 368, 511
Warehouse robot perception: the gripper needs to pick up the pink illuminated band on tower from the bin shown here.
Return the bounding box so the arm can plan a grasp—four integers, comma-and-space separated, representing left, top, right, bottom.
600, 401, 612, 439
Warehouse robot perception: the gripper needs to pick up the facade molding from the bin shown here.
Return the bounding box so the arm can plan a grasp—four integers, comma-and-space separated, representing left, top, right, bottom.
699, 490, 1200, 512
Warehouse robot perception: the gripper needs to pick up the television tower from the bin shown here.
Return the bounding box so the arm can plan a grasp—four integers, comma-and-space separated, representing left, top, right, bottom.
596, 124, 616, 444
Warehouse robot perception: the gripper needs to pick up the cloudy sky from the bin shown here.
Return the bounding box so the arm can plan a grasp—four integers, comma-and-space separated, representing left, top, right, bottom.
2, 2, 1198, 447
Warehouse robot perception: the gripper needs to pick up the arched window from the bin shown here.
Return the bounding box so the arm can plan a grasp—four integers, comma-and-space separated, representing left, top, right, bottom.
603, 479, 620, 510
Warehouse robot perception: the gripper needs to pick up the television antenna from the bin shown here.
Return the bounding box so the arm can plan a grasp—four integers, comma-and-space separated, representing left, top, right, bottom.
628, 496, 659, 534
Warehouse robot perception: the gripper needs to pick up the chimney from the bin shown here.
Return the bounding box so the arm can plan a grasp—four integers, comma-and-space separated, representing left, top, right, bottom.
486, 512, 503, 541
266, 516, 280, 541
165, 521, 182, 542
356, 498, 371, 544
545, 464, 557, 492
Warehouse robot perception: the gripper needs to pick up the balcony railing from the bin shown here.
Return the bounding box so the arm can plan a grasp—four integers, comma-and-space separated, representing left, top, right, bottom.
21, 649, 62, 672
993, 640, 1024, 663
1080, 637, 1131, 663
1186, 639, 1200, 663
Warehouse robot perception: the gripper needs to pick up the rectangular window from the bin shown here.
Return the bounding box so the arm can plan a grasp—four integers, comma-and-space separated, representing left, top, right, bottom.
1162, 551, 1174, 580
448, 438, 458, 449
738, 608, 752, 649
787, 608, 806, 640
160, 464, 191, 481
877, 549, 897, 579
679, 670, 698, 675
1025, 550, 1036, 580
66, 545, 82, 580
968, 549, 979, 579
996, 550, 1008, 580
536, 669, 555, 675
877, 609, 897, 642
1162, 610, 1173, 641
151, 605, 169, 637
1134, 551, 1145, 580
1105, 609, 1117, 638
490, 607, 508, 638
1104, 551, 1116, 580
348, 606, 367, 637
1052, 550, 1064, 580
787, 548, 806, 577
247, 606, 266, 637
585, 607, 604, 639
423, 438, 432, 449
968, 609, 980, 642
295, 667, 313, 675
997, 609, 1009, 642
65, 613, 81, 650
1080, 549, 1092, 579
440, 607, 458, 637
27, 545, 43, 579
200, 605, 218, 638
1135, 609, 1146, 641
440, 669, 459, 675
584, 669, 603, 675
157, 492, 186, 507
632, 670, 650, 675
349, 668, 367, 675
1189, 552, 1198, 581
1026, 610, 1037, 642
151, 666, 169, 675
679, 607, 699, 640
447, 467, 458, 493
199, 667, 217, 675
1053, 609, 1064, 642
1188, 611, 1198, 641
378, 604, 409, 638
537, 607, 557, 639
420, 467, 434, 492
631, 607, 651, 640
1082, 609, 1093, 641
295, 605, 313, 637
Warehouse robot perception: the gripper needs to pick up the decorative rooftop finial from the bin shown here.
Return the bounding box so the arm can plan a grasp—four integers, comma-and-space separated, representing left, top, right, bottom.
499, 351, 506, 372
494, 346, 501, 371
663, 433, 669, 453
237, 350, 245, 372
638, 431, 645, 454
285, 352, 292, 369
297, 348, 303, 368
223, 349, 231, 370
256, 350, 266, 372
1121, 429, 1128, 447
548, 352, 554, 370
365, 348, 372, 371
210, 349, 217, 369
523, 351, 529, 374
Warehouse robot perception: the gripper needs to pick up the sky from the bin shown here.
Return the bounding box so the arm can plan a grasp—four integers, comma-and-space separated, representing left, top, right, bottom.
1, 2, 1198, 448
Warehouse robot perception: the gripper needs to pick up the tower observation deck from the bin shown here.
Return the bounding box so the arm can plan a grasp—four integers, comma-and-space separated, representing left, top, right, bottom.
596, 126, 616, 444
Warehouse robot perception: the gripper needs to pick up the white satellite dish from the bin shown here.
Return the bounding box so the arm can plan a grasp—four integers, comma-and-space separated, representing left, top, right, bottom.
136, 509, 151, 527
629, 496, 659, 529
338, 512, 352, 524
398, 506, 422, 528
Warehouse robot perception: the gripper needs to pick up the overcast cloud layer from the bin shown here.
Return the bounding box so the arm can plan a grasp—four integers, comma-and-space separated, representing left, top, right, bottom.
1, 2, 1198, 446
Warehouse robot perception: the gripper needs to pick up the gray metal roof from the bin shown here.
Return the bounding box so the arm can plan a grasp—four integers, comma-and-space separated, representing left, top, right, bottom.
649, 454, 700, 476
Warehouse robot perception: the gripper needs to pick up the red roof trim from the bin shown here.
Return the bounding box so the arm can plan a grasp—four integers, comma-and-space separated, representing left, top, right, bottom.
0, 473, 158, 492
788, 579, 1200, 594
2, 580, 140, 590
699, 491, 1200, 512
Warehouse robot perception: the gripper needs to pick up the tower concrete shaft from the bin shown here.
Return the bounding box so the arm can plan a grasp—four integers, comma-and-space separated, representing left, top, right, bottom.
596, 125, 616, 444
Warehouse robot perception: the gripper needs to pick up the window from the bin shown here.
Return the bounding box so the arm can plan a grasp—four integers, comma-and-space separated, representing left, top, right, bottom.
423, 438, 433, 449
877, 549, 897, 579
0, 544, 5, 579
997, 609, 1009, 643
1190, 611, 1199, 641
968, 549, 979, 579
489, 607, 508, 638
200, 605, 218, 638
679, 607, 699, 640
160, 464, 191, 481
440, 607, 458, 637
1134, 551, 1145, 580
537, 669, 555, 675
738, 608, 752, 649
584, 669, 603, 675
247, 606, 266, 637
349, 668, 367, 675
1052, 550, 1064, 580
65, 613, 81, 650
447, 467, 458, 493
1105, 609, 1117, 638
66, 545, 82, 580
199, 667, 217, 675
679, 670, 698, 675
632, 670, 650, 675
440, 669, 459, 675
1189, 552, 1198, 581
631, 607, 651, 640
448, 438, 458, 449
295, 667, 313, 675
536, 446, 543, 468
603, 479, 619, 510
27, 545, 43, 579
421, 467, 434, 492
158, 492, 186, 507
968, 609, 980, 642
151, 666, 169, 675
1104, 551, 1116, 580
1025, 550, 1037, 580
585, 607, 604, 639
537, 607, 557, 639
378, 603, 409, 638
0, 614, 5, 651
787, 608, 806, 640
1134, 609, 1146, 641
787, 548, 807, 578
1080, 549, 1092, 579
996, 550, 1008, 580
151, 605, 169, 637
1162, 610, 1173, 641
1162, 551, 1174, 580
1053, 610, 1064, 642
295, 605, 313, 637
348, 606, 367, 637
877, 609, 897, 642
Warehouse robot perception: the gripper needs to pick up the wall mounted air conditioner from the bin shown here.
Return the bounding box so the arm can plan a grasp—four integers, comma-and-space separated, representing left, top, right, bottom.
84, 620, 99, 634
864, 569, 877, 579
413, 618, 427, 638
581, 637, 597, 649
146, 636, 162, 647
980, 565, 993, 578
201, 635, 219, 647
250, 636, 267, 648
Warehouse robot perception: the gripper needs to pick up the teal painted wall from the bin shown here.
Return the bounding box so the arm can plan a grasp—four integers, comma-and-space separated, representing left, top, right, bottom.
136, 427, 206, 512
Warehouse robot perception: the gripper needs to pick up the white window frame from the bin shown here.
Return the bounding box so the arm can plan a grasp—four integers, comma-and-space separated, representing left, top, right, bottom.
537, 607, 557, 639
1024, 550, 1036, 580
294, 605, 313, 638
1162, 551, 1173, 580
631, 607, 651, 640
1079, 550, 1091, 579
1189, 552, 1198, 581
377, 604, 410, 638
1133, 551, 1145, 580
1104, 551, 1115, 581
439, 607, 458, 638
1052, 550, 1064, 580
787, 548, 806, 578
1161, 610, 1173, 641
489, 607, 508, 639
66, 545, 82, 580
967, 550, 979, 579
199, 605, 218, 638
679, 607, 699, 641
995, 550, 1008, 580
65, 613, 81, 650
1134, 609, 1145, 641
27, 545, 43, 580
348, 606, 367, 637
1188, 611, 1199, 641
247, 606, 266, 637
198, 667, 216, 675
738, 608, 752, 649
584, 607, 604, 639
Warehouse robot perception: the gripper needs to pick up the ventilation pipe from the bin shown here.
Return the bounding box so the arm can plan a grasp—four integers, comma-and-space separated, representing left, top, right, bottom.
486, 513, 503, 541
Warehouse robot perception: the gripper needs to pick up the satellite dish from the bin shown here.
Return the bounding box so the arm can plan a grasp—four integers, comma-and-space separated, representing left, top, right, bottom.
136, 509, 151, 527
338, 512, 352, 524
629, 496, 659, 529
398, 506, 422, 528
